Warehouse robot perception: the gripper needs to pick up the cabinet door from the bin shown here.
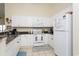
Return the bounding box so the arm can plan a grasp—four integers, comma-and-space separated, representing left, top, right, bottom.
47, 35, 53, 47
20, 35, 33, 47
32, 17, 45, 27
0, 38, 6, 56
43, 34, 53, 46
6, 37, 20, 56
26, 35, 33, 47
12, 17, 19, 27
11, 36, 20, 56
25, 35, 29, 46
32, 17, 38, 27
42, 17, 51, 27
6, 39, 16, 56
12, 16, 23, 27
42, 35, 46, 44
12, 16, 33, 27
20, 35, 27, 46
16, 36, 21, 54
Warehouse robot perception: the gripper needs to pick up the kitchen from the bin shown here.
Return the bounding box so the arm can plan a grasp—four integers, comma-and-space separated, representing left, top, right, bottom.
0, 3, 73, 56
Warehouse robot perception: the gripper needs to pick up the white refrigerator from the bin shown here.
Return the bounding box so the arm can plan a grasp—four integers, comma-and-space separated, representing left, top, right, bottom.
54, 12, 72, 56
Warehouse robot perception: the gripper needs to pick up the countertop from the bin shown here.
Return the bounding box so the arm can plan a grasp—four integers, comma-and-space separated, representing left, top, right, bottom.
6, 35, 18, 44
0, 35, 7, 40
18, 32, 53, 35
0, 34, 18, 44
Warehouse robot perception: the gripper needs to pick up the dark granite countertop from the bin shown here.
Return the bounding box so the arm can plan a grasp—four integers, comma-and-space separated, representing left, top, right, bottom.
18, 32, 53, 35
0, 34, 18, 44
0, 32, 18, 44
6, 35, 18, 44
0, 35, 7, 39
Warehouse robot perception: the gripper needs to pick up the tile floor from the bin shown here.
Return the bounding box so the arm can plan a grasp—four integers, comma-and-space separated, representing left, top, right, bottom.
19, 44, 55, 56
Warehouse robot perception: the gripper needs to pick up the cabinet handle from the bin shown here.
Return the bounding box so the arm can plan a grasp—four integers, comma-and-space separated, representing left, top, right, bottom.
51, 38, 53, 40
41, 36, 43, 41
17, 41, 19, 43
35, 36, 37, 41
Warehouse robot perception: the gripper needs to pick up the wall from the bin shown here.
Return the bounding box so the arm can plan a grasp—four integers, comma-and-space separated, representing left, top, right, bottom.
5, 3, 72, 18
0, 3, 5, 17
5, 3, 52, 17
0, 17, 5, 25
0, 3, 5, 25
73, 4, 79, 56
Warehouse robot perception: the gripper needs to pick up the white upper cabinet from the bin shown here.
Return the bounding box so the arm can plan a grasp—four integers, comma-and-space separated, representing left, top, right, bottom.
32, 17, 44, 27
12, 16, 32, 27
43, 17, 53, 27
31, 17, 53, 27
12, 16, 53, 27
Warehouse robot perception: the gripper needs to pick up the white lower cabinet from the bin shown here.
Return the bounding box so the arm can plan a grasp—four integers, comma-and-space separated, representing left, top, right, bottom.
47, 35, 54, 47
20, 34, 53, 47
6, 36, 20, 56
0, 37, 7, 56
20, 34, 49, 47
20, 35, 33, 47
20, 35, 27, 46
43, 34, 49, 44
42, 34, 53, 47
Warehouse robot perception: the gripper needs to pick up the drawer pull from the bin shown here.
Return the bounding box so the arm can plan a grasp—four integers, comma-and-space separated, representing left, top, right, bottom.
17, 41, 19, 43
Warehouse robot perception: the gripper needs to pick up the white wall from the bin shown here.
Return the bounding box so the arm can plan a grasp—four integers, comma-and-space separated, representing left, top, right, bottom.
5, 3, 72, 18
5, 3, 53, 17
73, 4, 79, 56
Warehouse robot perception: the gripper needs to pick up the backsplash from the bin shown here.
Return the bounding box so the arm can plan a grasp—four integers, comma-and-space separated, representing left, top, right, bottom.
13, 27, 53, 34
